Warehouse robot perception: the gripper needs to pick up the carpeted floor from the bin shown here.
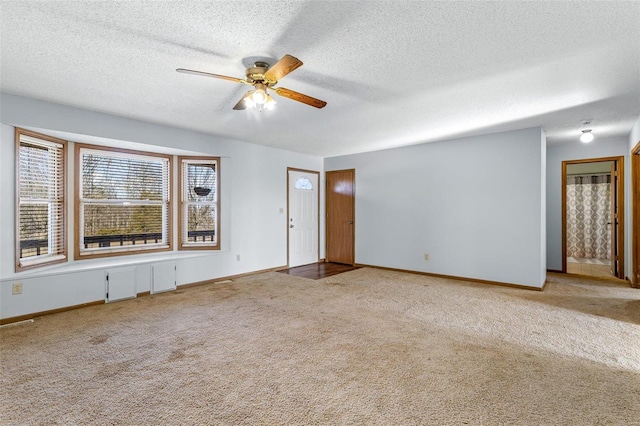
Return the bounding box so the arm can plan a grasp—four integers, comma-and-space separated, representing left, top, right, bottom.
1, 268, 639, 425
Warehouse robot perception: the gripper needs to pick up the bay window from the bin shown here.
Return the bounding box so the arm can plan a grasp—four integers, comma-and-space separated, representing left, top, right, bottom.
16, 129, 67, 271
76, 145, 172, 258
178, 156, 219, 250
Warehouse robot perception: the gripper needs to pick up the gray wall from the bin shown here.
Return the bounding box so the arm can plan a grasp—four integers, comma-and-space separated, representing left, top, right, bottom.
546, 137, 629, 272
325, 127, 547, 288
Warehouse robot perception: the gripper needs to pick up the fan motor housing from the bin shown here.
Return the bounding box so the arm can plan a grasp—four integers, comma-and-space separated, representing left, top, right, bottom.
246, 61, 270, 83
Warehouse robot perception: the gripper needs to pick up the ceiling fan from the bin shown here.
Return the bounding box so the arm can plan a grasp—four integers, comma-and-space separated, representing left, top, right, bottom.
177, 54, 327, 110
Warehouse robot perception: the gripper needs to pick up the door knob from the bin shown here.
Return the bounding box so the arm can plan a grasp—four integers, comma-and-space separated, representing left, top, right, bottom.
347, 221, 353, 224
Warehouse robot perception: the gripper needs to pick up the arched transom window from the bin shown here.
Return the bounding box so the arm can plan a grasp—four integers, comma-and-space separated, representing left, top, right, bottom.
294, 176, 313, 190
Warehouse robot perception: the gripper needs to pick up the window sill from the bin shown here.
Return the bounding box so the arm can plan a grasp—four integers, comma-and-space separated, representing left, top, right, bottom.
1, 250, 231, 282
17, 254, 67, 272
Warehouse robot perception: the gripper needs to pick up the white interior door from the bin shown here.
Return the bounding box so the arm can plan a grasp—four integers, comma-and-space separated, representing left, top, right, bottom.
288, 170, 319, 267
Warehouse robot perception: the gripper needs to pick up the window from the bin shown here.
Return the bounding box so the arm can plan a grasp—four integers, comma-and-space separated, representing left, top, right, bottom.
178, 156, 220, 250
76, 145, 172, 258
16, 129, 67, 271
294, 176, 313, 190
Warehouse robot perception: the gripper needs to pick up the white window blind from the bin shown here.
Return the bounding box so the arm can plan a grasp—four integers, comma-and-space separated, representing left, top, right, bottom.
179, 157, 219, 249
17, 132, 66, 270
78, 147, 171, 256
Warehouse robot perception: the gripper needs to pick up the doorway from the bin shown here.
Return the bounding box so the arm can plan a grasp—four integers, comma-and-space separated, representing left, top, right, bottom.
287, 168, 319, 268
326, 169, 355, 265
562, 157, 624, 279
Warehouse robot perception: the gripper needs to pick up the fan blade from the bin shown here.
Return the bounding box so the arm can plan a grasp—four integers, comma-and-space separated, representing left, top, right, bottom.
271, 87, 327, 109
264, 55, 303, 82
176, 68, 244, 84
232, 92, 253, 110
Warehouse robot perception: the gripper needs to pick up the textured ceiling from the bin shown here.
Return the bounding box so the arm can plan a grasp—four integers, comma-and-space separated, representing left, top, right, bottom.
1, 1, 639, 157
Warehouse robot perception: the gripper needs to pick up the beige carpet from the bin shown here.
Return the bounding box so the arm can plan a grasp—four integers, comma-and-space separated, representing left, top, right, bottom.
1, 268, 639, 425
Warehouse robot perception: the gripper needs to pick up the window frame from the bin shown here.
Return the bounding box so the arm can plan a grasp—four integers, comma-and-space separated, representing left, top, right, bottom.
74, 144, 173, 260
15, 128, 68, 272
178, 156, 220, 251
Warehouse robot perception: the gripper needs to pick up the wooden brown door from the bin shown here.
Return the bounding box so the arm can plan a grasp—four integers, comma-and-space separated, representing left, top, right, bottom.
633, 148, 640, 287
605, 159, 626, 280
610, 162, 618, 277
326, 169, 355, 265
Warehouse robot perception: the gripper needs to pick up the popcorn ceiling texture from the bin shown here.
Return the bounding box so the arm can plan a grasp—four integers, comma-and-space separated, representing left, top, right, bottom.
0, 1, 639, 156
1, 268, 639, 425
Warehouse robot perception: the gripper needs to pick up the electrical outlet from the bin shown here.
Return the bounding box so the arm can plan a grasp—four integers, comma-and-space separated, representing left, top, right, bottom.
12, 282, 23, 295
279, 207, 284, 214
423, 253, 429, 261
236, 254, 241, 262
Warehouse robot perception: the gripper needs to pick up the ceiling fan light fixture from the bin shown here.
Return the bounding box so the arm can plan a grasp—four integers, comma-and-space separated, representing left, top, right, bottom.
580, 129, 594, 143
251, 84, 268, 105
177, 54, 326, 110
244, 97, 256, 109
264, 94, 276, 110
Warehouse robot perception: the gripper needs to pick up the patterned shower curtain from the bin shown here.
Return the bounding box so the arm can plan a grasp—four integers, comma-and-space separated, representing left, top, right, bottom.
566, 174, 611, 260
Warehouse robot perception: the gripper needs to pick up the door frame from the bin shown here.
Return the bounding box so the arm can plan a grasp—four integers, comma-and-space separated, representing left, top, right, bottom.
632, 142, 640, 288
325, 169, 356, 265
286, 167, 320, 267
562, 156, 625, 279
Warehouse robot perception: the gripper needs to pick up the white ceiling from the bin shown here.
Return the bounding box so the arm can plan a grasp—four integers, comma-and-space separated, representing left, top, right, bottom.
1, 1, 639, 157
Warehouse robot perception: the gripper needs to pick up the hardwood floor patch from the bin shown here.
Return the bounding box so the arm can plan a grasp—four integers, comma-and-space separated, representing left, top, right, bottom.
277, 262, 360, 280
